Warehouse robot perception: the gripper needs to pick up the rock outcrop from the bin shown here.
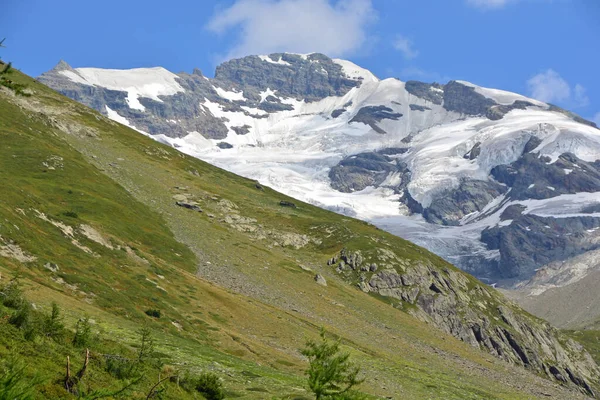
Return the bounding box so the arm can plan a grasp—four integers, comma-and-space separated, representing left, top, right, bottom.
328, 247, 600, 396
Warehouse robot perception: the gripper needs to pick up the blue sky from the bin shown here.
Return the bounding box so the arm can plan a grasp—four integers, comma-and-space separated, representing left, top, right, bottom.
2, 0, 599, 123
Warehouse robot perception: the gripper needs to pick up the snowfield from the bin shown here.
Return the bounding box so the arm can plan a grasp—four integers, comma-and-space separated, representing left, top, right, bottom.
61, 66, 184, 111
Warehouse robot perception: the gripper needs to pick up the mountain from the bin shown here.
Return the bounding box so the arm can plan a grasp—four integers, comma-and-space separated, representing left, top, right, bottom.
39, 53, 600, 293
0, 64, 592, 398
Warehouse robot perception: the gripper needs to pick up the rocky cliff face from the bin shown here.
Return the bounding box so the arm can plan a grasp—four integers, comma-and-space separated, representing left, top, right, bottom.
328, 247, 599, 396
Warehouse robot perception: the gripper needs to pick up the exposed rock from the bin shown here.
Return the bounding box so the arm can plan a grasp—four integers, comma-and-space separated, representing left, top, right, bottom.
44, 262, 59, 272
349, 106, 403, 134
404, 81, 444, 105
258, 101, 293, 113
443, 81, 497, 116
213, 53, 361, 103
0, 239, 37, 263
314, 274, 327, 286
423, 180, 508, 226
581, 203, 600, 214
486, 100, 535, 121
331, 108, 346, 118
463, 142, 481, 160
217, 142, 233, 149
325, 247, 599, 394
175, 201, 203, 212
491, 152, 600, 201
231, 125, 250, 135
499, 204, 526, 221
481, 214, 600, 279
409, 104, 431, 112
329, 152, 411, 193
376, 147, 409, 156
523, 135, 542, 153
279, 200, 297, 208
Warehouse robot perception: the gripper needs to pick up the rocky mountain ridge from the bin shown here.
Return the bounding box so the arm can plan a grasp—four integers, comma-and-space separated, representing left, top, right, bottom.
39, 53, 600, 307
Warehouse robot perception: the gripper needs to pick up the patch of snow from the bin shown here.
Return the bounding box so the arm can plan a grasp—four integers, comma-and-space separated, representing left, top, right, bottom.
259, 88, 277, 103
58, 70, 89, 85
528, 184, 535, 189
333, 59, 378, 83
258, 55, 291, 66
564, 168, 573, 175
105, 106, 148, 135
214, 86, 246, 101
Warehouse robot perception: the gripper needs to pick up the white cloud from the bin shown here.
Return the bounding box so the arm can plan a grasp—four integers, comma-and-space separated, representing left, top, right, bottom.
393, 35, 418, 59
527, 69, 570, 103
206, 0, 376, 60
466, 0, 515, 9
526, 69, 589, 108
574, 84, 590, 108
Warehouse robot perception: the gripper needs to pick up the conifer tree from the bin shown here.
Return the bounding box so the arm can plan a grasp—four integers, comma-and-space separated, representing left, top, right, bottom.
301, 328, 365, 400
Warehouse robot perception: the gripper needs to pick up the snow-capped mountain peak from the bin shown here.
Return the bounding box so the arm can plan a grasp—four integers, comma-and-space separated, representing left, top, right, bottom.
40, 53, 600, 289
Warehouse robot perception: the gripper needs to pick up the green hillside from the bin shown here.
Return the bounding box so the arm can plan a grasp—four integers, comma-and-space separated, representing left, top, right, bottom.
0, 69, 596, 399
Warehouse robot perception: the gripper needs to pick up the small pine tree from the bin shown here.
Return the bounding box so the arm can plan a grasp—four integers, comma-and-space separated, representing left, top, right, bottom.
301, 329, 365, 400
42, 302, 64, 340
72, 317, 92, 348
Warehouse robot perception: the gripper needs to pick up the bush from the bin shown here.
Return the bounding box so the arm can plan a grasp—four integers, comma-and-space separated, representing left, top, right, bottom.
0, 278, 25, 309
8, 304, 30, 329
62, 211, 78, 219
144, 309, 161, 318
105, 356, 135, 380
179, 372, 225, 400
8, 302, 36, 341
72, 317, 92, 348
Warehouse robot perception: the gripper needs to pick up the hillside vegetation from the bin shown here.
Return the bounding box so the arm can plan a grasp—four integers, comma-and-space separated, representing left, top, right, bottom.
0, 69, 597, 399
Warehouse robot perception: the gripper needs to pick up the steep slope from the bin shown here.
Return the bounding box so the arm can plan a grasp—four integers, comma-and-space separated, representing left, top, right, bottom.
38, 53, 600, 294
3, 67, 597, 398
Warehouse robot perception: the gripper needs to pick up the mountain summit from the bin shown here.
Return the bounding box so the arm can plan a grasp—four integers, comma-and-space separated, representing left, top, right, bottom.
40, 52, 600, 296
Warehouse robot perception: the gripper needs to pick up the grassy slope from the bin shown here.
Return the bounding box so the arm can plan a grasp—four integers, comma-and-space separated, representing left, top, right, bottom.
0, 70, 588, 399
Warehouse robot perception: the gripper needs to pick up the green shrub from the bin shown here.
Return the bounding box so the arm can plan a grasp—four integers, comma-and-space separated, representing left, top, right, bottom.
72, 317, 92, 348
0, 278, 25, 309
62, 211, 78, 219
42, 302, 64, 341
9, 302, 32, 330
179, 372, 225, 400
105, 356, 135, 380
144, 309, 161, 318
